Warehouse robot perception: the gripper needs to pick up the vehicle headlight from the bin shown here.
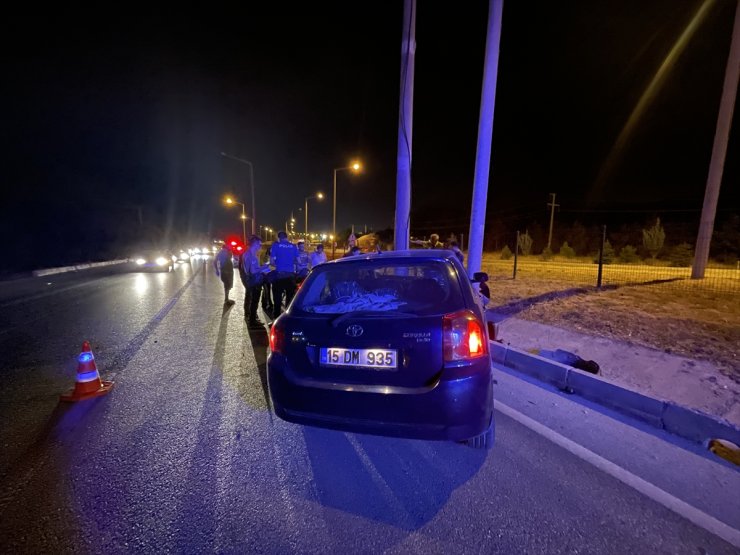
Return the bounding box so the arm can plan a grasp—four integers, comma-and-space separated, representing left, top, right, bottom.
156, 257, 168, 266
136, 258, 146, 265
193, 248, 201, 254
179, 252, 189, 260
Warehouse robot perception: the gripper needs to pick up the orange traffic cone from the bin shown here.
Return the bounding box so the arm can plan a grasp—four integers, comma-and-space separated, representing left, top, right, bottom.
60, 341, 114, 402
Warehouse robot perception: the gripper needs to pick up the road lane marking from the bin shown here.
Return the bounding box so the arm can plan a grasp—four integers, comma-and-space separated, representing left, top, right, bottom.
107, 265, 201, 376
345, 434, 415, 529
494, 400, 740, 549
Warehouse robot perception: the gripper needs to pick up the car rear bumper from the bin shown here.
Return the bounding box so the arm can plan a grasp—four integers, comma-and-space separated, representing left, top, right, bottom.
268, 355, 493, 441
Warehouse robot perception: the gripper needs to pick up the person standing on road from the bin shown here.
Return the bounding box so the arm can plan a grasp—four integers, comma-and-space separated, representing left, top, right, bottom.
241, 236, 270, 327
260, 244, 275, 316
309, 243, 327, 268
295, 240, 310, 283
214, 243, 235, 305
270, 231, 298, 317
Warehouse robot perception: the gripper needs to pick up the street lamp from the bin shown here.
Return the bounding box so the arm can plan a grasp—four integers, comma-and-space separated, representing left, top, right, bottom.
333, 160, 362, 258
224, 196, 248, 245
305, 192, 324, 238
221, 152, 256, 235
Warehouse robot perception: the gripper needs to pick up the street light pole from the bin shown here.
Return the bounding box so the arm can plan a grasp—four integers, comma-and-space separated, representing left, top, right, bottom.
240, 206, 247, 245
221, 152, 256, 235
305, 192, 323, 238
333, 169, 338, 258
224, 196, 248, 245
332, 163, 361, 259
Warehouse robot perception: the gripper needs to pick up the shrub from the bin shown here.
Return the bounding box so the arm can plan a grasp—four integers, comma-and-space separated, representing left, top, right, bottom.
540, 246, 553, 261
618, 245, 640, 263
642, 217, 665, 259
559, 241, 576, 258
500, 245, 513, 260
667, 242, 694, 267
518, 231, 533, 255
593, 240, 615, 264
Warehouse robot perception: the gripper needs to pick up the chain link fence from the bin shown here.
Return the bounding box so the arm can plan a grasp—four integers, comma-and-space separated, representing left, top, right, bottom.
479, 229, 739, 293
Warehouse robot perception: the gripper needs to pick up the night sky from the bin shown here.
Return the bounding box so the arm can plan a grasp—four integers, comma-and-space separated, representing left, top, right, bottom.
2, 0, 738, 272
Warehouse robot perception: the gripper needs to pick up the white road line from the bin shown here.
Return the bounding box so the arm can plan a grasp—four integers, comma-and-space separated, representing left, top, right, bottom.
345, 434, 415, 529
494, 400, 740, 549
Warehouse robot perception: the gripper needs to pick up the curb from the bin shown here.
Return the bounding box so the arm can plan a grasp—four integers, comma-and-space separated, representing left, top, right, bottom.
491, 341, 740, 447
32, 259, 130, 277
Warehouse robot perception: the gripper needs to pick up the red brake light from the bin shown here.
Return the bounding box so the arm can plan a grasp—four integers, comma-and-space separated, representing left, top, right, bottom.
443, 310, 488, 362
269, 325, 284, 353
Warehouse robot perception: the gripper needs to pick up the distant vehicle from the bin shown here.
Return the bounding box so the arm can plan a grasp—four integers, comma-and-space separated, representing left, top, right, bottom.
268, 250, 494, 448
131, 250, 175, 272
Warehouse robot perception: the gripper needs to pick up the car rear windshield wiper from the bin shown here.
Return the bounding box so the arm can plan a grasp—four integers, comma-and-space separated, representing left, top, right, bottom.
330, 310, 418, 328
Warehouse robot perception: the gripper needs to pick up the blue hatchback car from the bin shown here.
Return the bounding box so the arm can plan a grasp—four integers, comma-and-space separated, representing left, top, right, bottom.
267, 250, 494, 448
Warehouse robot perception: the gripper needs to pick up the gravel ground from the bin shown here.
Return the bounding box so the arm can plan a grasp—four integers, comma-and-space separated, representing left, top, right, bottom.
488, 277, 740, 381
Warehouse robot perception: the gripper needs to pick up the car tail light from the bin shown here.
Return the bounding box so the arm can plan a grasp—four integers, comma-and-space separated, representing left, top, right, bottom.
269, 325, 285, 353
443, 310, 488, 362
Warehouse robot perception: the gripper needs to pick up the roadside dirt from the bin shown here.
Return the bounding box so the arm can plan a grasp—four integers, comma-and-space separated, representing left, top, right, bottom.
487, 277, 740, 382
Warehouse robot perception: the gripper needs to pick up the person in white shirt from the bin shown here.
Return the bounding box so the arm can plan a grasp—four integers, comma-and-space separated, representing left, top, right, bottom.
309, 243, 327, 268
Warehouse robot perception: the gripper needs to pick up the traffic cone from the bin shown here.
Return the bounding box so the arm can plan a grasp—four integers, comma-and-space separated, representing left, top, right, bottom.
60, 341, 114, 402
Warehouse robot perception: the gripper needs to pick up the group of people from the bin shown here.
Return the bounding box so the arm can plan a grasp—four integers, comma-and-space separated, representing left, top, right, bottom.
213, 231, 329, 327
214, 231, 470, 325
411, 233, 465, 264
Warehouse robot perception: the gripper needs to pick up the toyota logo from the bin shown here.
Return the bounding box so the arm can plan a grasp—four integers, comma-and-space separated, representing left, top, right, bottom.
346, 324, 364, 337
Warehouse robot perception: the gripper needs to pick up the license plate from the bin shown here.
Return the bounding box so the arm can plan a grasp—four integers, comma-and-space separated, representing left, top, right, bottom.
320, 348, 397, 369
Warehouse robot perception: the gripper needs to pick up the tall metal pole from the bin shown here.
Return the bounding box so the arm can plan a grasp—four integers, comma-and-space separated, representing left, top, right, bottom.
241, 206, 247, 246
249, 163, 256, 236
547, 193, 559, 250
393, 0, 416, 251
332, 169, 337, 259
221, 153, 257, 236
467, 0, 504, 278
305, 198, 309, 237
692, 0, 740, 279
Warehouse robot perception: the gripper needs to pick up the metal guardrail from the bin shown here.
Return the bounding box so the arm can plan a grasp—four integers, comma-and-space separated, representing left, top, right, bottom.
31, 259, 130, 277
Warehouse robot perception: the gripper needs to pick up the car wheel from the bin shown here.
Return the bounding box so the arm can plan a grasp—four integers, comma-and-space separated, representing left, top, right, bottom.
461, 413, 495, 450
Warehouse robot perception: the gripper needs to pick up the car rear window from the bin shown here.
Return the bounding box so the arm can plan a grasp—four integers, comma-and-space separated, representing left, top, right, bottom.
292, 259, 464, 316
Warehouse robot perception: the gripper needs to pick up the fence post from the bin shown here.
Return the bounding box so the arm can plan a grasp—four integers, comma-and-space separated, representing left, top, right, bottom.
597, 225, 606, 289
513, 231, 519, 280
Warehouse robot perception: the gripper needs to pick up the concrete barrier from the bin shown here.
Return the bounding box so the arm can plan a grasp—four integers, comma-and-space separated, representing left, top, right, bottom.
32, 259, 129, 277
491, 341, 740, 448
566, 368, 664, 427
492, 344, 569, 390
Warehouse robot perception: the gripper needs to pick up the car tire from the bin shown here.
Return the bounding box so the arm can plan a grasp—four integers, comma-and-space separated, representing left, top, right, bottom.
461, 414, 494, 449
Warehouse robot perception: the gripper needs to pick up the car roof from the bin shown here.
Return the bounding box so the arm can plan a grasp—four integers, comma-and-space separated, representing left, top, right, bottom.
327, 249, 459, 265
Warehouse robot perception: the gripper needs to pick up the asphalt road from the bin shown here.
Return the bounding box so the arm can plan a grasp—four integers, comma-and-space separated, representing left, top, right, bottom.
1, 260, 738, 554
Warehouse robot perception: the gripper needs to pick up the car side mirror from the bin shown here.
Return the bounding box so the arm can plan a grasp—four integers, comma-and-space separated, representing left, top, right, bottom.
472, 271, 488, 283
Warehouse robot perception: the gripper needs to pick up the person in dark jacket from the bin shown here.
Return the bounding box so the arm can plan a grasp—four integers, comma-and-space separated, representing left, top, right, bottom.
270, 231, 298, 317
241, 236, 270, 327
214, 243, 235, 305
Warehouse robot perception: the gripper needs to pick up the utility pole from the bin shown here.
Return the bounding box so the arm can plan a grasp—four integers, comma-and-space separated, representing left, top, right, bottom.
393, 0, 416, 250
692, 0, 740, 279
546, 193, 559, 250
467, 0, 504, 277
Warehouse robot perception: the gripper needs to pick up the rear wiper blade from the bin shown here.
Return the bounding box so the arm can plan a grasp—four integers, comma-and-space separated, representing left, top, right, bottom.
330, 310, 417, 328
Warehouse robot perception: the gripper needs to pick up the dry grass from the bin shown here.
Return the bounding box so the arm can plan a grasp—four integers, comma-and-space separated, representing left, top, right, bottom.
487, 276, 740, 381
